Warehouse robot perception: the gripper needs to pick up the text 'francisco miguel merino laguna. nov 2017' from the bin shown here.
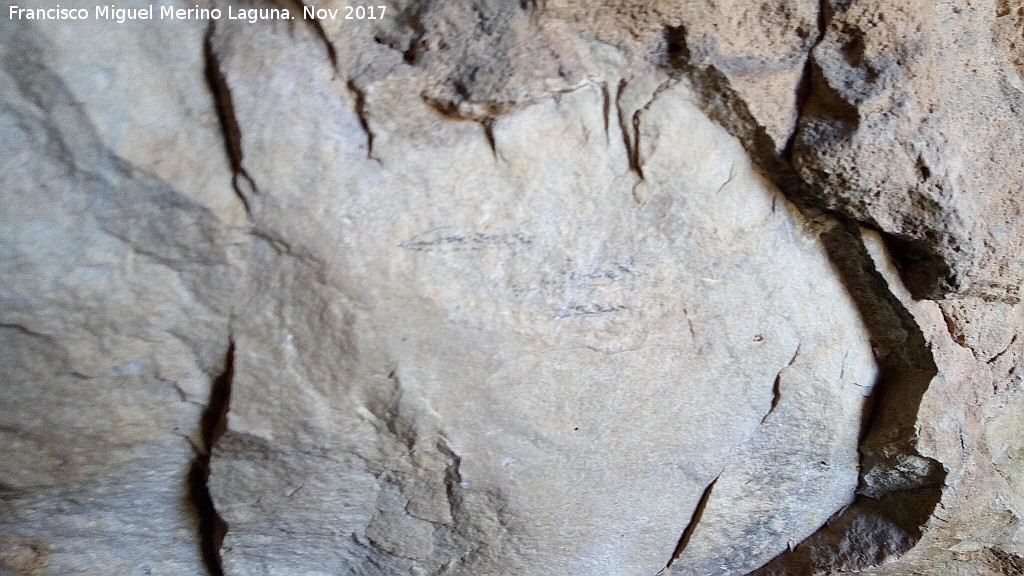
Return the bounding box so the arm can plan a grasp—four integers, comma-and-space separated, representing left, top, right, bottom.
7, 4, 387, 24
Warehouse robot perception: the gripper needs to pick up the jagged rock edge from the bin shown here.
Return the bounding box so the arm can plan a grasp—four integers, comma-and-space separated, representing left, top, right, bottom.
658, 18, 948, 576
188, 341, 234, 576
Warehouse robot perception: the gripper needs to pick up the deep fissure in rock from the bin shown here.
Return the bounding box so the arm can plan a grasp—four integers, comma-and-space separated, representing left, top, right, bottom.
746, 224, 945, 575
203, 20, 256, 213
279, 0, 339, 70
187, 341, 234, 576
659, 475, 720, 574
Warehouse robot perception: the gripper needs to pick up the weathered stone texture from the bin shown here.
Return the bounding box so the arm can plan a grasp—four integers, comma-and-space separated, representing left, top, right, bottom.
793, 1, 1024, 302
1, 13, 245, 575
207, 14, 877, 569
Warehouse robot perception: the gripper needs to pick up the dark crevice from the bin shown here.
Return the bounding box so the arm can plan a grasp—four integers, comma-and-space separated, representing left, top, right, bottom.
187, 341, 234, 576
281, 0, 338, 71
396, 4, 429, 66
347, 79, 380, 162
781, 0, 831, 163
661, 25, 809, 206
784, 0, 859, 167
204, 20, 256, 215
419, 94, 504, 158
987, 334, 1017, 364
880, 231, 959, 300
744, 223, 945, 575
614, 79, 645, 180
480, 117, 498, 159
762, 374, 783, 425
659, 11, 947, 576
630, 108, 645, 178
761, 344, 798, 424
0, 322, 54, 341
658, 476, 720, 574
765, 340, 794, 422
797, 57, 862, 130
437, 437, 465, 523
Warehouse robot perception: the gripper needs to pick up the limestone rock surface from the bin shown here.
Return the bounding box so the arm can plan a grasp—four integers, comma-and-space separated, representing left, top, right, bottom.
0, 13, 246, 575
207, 13, 877, 571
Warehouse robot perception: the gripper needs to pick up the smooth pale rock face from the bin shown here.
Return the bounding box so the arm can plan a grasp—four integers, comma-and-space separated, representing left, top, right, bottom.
0, 13, 244, 576
208, 18, 876, 574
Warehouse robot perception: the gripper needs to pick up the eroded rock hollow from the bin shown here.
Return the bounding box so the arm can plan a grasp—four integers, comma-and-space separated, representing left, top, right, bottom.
3, 1, 1024, 575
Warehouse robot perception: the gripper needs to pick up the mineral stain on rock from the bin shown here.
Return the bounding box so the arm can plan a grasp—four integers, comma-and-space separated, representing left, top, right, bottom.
0, 535, 49, 574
